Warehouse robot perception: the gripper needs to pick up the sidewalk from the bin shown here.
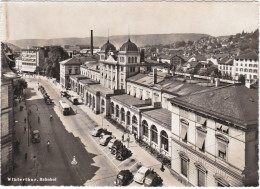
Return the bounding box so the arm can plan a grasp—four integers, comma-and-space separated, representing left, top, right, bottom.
45, 77, 183, 187
8, 100, 38, 185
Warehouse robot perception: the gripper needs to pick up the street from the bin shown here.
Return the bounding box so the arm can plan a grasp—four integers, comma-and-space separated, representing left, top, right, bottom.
5, 75, 182, 186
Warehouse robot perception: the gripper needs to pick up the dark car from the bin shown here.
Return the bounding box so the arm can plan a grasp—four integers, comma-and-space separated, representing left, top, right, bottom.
61, 91, 69, 97
111, 141, 124, 155
91, 128, 112, 137
45, 98, 52, 105
114, 170, 133, 186
143, 170, 163, 187
116, 146, 132, 161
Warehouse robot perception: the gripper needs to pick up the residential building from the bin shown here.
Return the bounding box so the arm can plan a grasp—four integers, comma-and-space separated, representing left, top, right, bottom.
233, 51, 259, 80
169, 84, 258, 186
218, 57, 234, 76
59, 57, 82, 88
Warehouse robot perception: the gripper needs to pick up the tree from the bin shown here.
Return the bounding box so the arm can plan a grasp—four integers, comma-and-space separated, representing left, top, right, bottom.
175, 41, 186, 48
238, 75, 246, 84
44, 46, 69, 80
13, 79, 27, 96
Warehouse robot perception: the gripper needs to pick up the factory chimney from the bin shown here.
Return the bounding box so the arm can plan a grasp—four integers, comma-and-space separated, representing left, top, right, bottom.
91, 30, 93, 56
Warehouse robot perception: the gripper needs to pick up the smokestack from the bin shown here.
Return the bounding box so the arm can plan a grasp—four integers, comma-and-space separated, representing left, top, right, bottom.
140, 49, 145, 63
153, 68, 157, 84
91, 30, 93, 55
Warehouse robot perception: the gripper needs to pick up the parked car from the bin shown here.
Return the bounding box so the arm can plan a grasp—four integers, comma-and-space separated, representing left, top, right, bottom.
114, 170, 133, 186
143, 170, 163, 187
108, 138, 119, 149
45, 98, 52, 105
31, 130, 41, 143
100, 135, 114, 146
69, 96, 79, 105
91, 128, 112, 137
111, 141, 124, 155
134, 166, 150, 184
61, 91, 68, 97
116, 146, 132, 161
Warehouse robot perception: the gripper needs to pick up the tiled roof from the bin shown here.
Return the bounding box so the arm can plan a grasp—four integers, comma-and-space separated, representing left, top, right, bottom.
127, 73, 166, 87
59, 57, 81, 65
219, 57, 233, 65
183, 61, 200, 68
112, 94, 146, 107
142, 108, 171, 130
237, 51, 258, 60
169, 84, 258, 128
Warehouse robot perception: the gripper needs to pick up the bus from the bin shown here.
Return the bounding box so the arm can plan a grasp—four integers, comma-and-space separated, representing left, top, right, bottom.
59, 100, 71, 115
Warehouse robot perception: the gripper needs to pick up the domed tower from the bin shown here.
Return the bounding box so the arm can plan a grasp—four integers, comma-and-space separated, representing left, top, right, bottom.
118, 39, 140, 90
98, 40, 116, 61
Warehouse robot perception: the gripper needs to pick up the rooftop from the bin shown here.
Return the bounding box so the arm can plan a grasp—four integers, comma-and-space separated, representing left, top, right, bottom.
142, 108, 171, 130
237, 51, 258, 60
79, 78, 99, 85
59, 57, 82, 65
70, 75, 89, 80
112, 94, 146, 107
169, 84, 258, 128
88, 84, 114, 95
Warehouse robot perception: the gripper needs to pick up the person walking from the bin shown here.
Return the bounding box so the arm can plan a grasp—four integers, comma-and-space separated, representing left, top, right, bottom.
134, 132, 137, 140
127, 136, 130, 148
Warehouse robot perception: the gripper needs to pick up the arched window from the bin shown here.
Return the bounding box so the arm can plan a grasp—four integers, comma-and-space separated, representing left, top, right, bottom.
161, 130, 168, 151
132, 57, 134, 63
127, 111, 131, 125
151, 125, 158, 144
89, 95, 92, 106
132, 115, 137, 125
93, 96, 95, 108
86, 93, 89, 104
121, 108, 125, 122
111, 102, 114, 115
142, 120, 148, 137
128, 57, 131, 63
135, 57, 137, 63
116, 105, 119, 118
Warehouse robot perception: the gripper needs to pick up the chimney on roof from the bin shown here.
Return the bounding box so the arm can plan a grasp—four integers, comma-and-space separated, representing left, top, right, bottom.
215, 78, 220, 87
153, 68, 157, 84
91, 30, 93, 56
245, 79, 251, 88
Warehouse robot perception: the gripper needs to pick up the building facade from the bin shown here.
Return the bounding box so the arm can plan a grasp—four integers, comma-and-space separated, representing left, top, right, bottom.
233, 51, 258, 80
66, 38, 259, 186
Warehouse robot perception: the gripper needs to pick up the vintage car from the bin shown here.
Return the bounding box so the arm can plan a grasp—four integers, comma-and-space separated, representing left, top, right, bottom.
111, 141, 124, 155
114, 170, 133, 186
45, 98, 52, 105
143, 170, 163, 187
31, 130, 41, 143
134, 166, 150, 184
69, 96, 79, 105
107, 139, 119, 149
100, 135, 114, 146
60, 91, 69, 97
115, 146, 132, 161
91, 128, 112, 137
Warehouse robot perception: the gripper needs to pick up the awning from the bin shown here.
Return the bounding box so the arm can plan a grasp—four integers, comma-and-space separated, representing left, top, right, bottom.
216, 123, 222, 130
221, 125, 229, 132
196, 132, 206, 149
218, 142, 227, 153
180, 126, 188, 140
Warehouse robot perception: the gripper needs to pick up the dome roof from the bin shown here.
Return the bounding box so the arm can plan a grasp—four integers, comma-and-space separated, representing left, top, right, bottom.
120, 39, 138, 52
101, 40, 116, 52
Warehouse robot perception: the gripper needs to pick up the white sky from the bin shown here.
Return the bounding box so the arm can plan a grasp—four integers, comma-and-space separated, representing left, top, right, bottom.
3, 1, 259, 40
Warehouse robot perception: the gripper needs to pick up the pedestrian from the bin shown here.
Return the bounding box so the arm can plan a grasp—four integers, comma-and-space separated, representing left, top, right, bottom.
122, 134, 124, 142
134, 132, 137, 140
24, 153, 28, 161
127, 136, 130, 147
160, 161, 165, 172
24, 117, 26, 123
24, 126, 26, 132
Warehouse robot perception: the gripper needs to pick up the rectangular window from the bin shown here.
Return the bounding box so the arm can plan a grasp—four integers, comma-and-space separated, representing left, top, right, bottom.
181, 159, 188, 177
121, 66, 124, 71
196, 131, 206, 152
180, 125, 188, 142
218, 142, 227, 160
198, 169, 206, 186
